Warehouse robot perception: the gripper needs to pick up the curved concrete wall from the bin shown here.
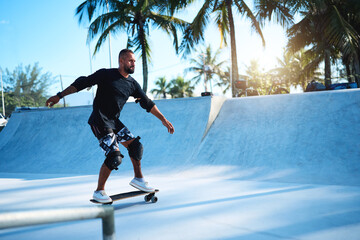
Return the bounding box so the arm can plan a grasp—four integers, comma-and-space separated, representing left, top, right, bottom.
0, 97, 220, 174
0, 90, 359, 186
192, 90, 360, 186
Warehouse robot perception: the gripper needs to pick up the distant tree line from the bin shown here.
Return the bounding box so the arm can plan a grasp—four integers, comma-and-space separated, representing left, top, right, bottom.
0, 63, 53, 116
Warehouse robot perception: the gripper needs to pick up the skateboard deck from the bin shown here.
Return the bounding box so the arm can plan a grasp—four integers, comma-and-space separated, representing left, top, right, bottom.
90, 189, 159, 205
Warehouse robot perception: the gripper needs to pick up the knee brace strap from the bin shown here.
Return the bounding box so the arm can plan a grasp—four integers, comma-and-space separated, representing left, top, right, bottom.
104, 151, 123, 170
128, 136, 143, 161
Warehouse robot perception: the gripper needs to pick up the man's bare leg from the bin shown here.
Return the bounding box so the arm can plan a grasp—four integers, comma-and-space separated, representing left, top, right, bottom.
121, 139, 155, 192
121, 139, 143, 178
130, 156, 143, 178
96, 163, 112, 191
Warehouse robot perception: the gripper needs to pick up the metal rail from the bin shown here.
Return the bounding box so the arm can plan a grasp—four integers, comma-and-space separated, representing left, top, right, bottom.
0, 206, 115, 240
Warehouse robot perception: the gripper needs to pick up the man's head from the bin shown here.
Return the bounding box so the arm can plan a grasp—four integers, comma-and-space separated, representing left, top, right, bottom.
119, 49, 135, 74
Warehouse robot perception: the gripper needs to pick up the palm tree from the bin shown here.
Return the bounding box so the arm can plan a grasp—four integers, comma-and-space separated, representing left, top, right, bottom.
150, 76, 170, 99
335, 0, 360, 86
76, 0, 189, 93
270, 48, 321, 90
185, 45, 226, 92
169, 76, 194, 98
216, 66, 231, 94
180, 0, 293, 97
286, 0, 360, 88
243, 59, 267, 95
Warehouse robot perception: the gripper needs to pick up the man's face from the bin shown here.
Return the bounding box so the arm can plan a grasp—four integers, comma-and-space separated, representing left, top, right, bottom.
121, 53, 135, 74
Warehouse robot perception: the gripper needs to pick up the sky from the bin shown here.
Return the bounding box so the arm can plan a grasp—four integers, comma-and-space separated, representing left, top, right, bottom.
0, 0, 290, 101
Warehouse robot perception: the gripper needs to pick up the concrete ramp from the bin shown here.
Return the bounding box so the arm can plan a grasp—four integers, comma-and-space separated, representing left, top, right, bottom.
0, 97, 224, 174
0, 90, 359, 240
0, 90, 359, 186
192, 89, 360, 186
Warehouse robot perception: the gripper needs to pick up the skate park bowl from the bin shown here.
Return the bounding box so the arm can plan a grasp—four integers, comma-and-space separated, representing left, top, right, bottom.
0, 89, 359, 240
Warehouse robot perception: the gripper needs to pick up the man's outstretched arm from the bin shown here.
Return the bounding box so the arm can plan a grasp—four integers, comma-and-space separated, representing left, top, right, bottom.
46, 70, 102, 107
150, 105, 175, 134
45, 86, 77, 107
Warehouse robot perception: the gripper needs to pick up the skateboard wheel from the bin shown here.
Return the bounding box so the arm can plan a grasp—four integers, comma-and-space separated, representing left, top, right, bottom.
144, 195, 151, 202
151, 196, 158, 203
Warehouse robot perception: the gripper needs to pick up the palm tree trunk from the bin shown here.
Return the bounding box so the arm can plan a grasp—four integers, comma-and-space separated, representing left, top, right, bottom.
226, 0, 239, 98
142, 47, 148, 93
345, 62, 352, 83
138, 21, 148, 93
324, 49, 331, 89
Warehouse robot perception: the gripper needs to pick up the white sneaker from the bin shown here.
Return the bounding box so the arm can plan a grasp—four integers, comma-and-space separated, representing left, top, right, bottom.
93, 190, 112, 203
130, 178, 155, 192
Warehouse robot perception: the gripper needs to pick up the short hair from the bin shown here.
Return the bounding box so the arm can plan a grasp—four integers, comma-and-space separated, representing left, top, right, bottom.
119, 49, 134, 59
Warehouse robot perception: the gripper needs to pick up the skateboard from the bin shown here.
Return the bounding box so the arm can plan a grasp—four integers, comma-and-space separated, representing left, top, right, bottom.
90, 189, 159, 205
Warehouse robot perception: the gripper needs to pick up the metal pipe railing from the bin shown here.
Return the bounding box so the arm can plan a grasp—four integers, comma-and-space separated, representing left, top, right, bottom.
0, 206, 115, 240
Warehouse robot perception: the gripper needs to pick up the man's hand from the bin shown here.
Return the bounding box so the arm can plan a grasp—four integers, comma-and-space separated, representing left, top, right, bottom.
46, 95, 60, 107
45, 86, 77, 107
162, 118, 175, 134
150, 105, 175, 134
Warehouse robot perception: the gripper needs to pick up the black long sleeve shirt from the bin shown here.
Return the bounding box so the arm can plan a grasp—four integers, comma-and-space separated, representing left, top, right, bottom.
71, 68, 155, 129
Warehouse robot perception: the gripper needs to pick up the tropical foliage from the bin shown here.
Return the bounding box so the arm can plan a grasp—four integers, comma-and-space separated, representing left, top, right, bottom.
76, 0, 189, 93
286, 0, 360, 88
1, 63, 53, 115
150, 76, 171, 99
185, 45, 226, 92
150, 76, 194, 99
244, 60, 267, 95
216, 66, 231, 94
168, 76, 194, 98
180, 0, 293, 97
74, 0, 360, 97
270, 48, 322, 90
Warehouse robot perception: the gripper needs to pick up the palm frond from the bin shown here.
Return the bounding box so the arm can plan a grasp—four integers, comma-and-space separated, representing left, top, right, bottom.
179, 0, 213, 57
76, 0, 107, 23
92, 18, 125, 54
255, 0, 294, 28
214, 2, 229, 48
286, 15, 313, 53
88, 12, 129, 54
325, 5, 359, 57
87, 10, 129, 40
133, 28, 151, 62
234, 1, 265, 47
148, 12, 189, 53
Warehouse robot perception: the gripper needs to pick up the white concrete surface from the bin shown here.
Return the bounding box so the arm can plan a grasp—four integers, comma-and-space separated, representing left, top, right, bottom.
0, 96, 218, 174
0, 90, 359, 239
192, 90, 360, 186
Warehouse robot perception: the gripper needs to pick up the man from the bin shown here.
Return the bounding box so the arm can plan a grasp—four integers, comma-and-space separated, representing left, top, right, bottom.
46, 49, 174, 203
